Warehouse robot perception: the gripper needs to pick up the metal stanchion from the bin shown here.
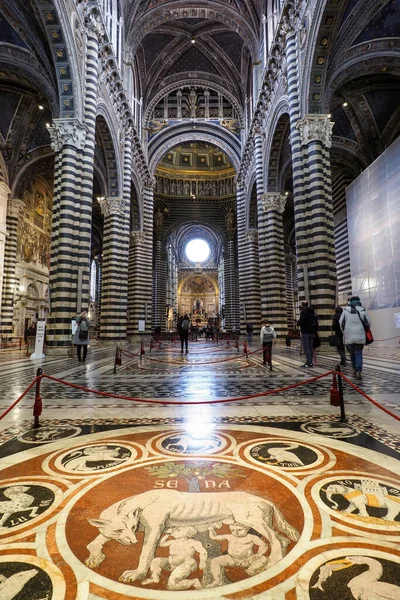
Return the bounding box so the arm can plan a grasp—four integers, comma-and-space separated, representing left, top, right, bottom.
33, 367, 43, 428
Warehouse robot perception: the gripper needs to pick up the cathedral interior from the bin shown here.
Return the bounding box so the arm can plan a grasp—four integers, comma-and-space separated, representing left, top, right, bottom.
0, 1, 400, 599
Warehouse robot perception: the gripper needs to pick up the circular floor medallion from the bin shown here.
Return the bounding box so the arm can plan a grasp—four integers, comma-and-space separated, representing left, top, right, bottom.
0, 555, 66, 599
247, 440, 323, 471
152, 430, 232, 456
18, 426, 81, 444
62, 457, 305, 596
316, 476, 400, 531
0, 482, 61, 533
301, 421, 359, 438
54, 443, 137, 474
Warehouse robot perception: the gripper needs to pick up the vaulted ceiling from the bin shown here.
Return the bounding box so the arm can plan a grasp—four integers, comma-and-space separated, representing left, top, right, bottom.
124, 0, 262, 108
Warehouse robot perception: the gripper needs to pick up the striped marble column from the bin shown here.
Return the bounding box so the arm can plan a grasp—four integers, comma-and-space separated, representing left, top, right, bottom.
98, 126, 133, 340
46, 120, 86, 350
259, 193, 287, 335
0, 181, 11, 319
236, 184, 261, 330
77, 14, 103, 312
285, 26, 308, 302
128, 184, 154, 334
153, 209, 166, 329
296, 115, 336, 333
98, 197, 128, 339
224, 239, 236, 330
0, 199, 23, 335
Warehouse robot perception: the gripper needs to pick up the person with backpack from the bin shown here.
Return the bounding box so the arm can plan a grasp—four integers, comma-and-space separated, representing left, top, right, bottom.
178, 313, 190, 354
73, 311, 90, 362
298, 301, 318, 368
260, 320, 277, 370
339, 296, 371, 379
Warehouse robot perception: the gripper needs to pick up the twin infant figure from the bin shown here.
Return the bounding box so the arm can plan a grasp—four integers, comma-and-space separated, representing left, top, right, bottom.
142, 521, 268, 590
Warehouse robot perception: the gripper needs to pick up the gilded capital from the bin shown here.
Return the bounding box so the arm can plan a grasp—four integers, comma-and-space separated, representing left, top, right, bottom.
48, 119, 86, 151
261, 193, 287, 214
296, 115, 334, 148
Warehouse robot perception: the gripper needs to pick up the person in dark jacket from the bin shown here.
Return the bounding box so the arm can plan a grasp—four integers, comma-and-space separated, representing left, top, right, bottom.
178, 313, 190, 354
246, 323, 254, 343
332, 306, 346, 365
298, 302, 318, 367
73, 311, 90, 362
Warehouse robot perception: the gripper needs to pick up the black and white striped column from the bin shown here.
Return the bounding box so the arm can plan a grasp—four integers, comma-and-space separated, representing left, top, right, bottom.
285, 25, 308, 302
224, 238, 236, 330
153, 208, 166, 330
0, 181, 11, 322
46, 120, 86, 350
236, 184, 261, 331
296, 115, 336, 332
0, 199, 23, 335
77, 15, 103, 312
98, 197, 128, 340
128, 183, 154, 334
259, 193, 287, 335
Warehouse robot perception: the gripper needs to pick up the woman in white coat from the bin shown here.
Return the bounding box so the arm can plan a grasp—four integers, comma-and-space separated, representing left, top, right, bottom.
339, 296, 371, 379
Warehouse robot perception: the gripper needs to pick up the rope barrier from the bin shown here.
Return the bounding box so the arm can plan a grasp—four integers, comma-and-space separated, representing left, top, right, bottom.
338, 371, 400, 422
0, 376, 40, 421
115, 345, 262, 367
1, 360, 399, 428
36, 370, 333, 405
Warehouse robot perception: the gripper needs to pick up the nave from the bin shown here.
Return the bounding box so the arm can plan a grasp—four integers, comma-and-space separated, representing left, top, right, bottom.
0, 340, 399, 599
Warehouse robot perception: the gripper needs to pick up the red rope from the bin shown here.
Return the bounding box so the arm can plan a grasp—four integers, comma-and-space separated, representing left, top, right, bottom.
0, 377, 41, 421
142, 347, 262, 366
119, 347, 140, 357
40, 371, 334, 405
338, 372, 400, 422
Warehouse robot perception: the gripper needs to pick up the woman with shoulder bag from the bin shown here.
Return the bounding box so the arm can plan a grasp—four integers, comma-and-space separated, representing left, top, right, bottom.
73, 311, 90, 362
339, 296, 371, 379
332, 306, 346, 366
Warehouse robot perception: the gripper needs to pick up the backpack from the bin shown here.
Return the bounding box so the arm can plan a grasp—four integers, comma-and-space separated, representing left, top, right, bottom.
181, 318, 190, 331
263, 327, 274, 343
79, 319, 89, 340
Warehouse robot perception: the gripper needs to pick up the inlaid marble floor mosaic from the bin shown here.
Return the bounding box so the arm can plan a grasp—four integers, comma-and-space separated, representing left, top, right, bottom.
0, 341, 399, 599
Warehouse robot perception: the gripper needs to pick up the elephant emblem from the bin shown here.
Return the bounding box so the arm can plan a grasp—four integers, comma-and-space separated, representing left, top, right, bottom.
324, 481, 400, 522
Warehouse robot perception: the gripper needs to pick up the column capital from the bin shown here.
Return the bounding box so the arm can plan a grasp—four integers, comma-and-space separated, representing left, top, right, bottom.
83, 4, 105, 40
245, 229, 258, 243
296, 114, 334, 148
48, 119, 87, 152
98, 196, 125, 218
260, 192, 287, 214
131, 231, 146, 245
7, 198, 24, 217
143, 176, 156, 191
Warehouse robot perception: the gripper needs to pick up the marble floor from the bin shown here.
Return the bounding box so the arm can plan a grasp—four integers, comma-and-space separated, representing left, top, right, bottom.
0, 338, 399, 599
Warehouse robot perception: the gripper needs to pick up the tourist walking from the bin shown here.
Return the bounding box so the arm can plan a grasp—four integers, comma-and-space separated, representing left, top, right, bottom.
339, 296, 371, 379
179, 313, 190, 354
298, 302, 318, 367
260, 320, 276, 370
73, 311, 90, 362
246, 323, 254, 343
332, 306, 346, 365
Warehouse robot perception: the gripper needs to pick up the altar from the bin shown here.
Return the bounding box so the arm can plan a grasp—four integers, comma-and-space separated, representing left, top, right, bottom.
177, 275, 218, 324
